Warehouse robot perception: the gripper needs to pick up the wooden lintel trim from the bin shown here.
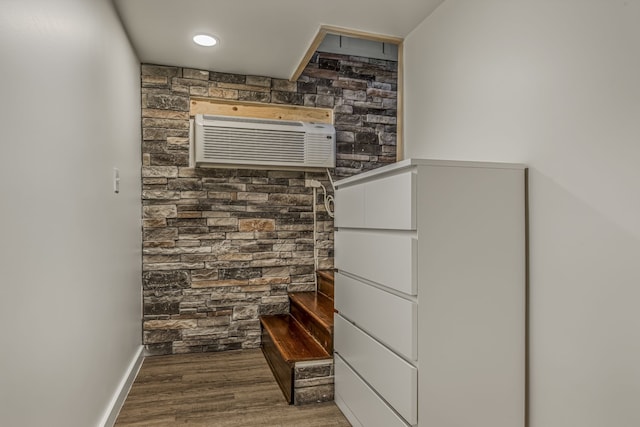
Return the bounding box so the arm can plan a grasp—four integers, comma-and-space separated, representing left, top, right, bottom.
189, 97, 333, 124
396, 42, 405, 161
290, 27, 330, 83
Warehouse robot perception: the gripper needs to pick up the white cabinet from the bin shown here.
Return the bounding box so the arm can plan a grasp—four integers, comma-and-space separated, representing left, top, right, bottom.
333, 159, 526, 427
335, 316, 418, 424
335, 272, 417, 361
334, 355, 411, 427
334, 169, 415, 230
334, 231, 417, 295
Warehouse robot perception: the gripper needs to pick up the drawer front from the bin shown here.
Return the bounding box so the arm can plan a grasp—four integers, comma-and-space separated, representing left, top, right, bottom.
335, 230, 417, 295
335, 355, 411, 427
334, 182, 365, 228
335, 315, 417, 424
335, 170, 415, 230
364, 170, 415, 230
335, 272, 417, 361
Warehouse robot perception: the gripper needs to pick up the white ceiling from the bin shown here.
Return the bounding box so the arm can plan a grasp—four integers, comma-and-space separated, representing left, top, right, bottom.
113, 0, 444, 80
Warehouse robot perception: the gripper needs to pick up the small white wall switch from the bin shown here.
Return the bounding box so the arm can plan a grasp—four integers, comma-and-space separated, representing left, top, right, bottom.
113, 167, 120, 194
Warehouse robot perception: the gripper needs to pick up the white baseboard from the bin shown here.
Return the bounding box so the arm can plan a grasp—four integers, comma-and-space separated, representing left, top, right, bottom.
98, 345, 145, 427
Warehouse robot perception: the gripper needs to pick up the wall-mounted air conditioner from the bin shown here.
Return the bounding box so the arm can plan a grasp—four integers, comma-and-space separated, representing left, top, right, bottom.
193, 114, 335, 170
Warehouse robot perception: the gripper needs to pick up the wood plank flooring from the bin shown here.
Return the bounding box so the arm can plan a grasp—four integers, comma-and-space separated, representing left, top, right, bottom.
115, 349, 351, 427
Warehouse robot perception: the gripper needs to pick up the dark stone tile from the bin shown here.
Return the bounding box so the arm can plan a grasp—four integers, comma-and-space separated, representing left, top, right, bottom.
238, 90, 271, 102
219, 268, 261, 280
295, 364, 332, 379
319, 58, 339, 71
167, 178, 203, 191
272, 91, 304, 105
209, 72, 246, 84
143, 270, 190, 289
144, 302, 180, 315
355, 132, 378, 144
144, 342, 173, 356
145, 93, 189, 111
150, 153, 190, 166
144, 329, 182, 344
259, 302, 289, 315
142, 64, 180, 77
297, 81, 317, 94
167, 218, 207, 227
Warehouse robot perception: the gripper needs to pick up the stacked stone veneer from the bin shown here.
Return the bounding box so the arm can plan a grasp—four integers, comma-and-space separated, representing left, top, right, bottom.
294, 360, 335, 405
141, 52, 397, 355
301, 52, 398, 174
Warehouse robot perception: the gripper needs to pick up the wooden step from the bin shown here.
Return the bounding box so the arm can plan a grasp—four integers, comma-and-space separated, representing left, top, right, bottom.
289, 292, 334, 354
317, 269, 335, 299
260, 314, 331, 404
261, 314, 330, 362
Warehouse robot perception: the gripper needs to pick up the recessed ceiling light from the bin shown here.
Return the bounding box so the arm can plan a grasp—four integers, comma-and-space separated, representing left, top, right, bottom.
193, 34, 218, 47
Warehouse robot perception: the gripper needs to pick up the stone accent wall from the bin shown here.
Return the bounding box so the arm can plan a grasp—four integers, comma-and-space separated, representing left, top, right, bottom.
294, 360, 335, 405
301, 52, 398, 175
141, 52, 397, 355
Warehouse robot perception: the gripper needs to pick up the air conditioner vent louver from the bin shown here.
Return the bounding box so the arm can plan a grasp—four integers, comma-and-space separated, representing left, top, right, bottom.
194, 114, 335, 170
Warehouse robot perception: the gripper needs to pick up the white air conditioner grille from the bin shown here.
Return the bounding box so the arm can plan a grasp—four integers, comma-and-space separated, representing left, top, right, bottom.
194, 114, 335, 170
305, 132, 334, 165
201, 127, 305, 163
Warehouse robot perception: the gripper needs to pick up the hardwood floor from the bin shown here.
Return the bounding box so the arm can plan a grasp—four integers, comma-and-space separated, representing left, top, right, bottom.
115, 349, 351, 426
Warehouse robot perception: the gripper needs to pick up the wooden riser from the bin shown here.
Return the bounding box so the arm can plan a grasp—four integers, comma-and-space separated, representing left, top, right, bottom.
317, 269, 335, 299
289, 292, 334, 354
261, 326, 294, 404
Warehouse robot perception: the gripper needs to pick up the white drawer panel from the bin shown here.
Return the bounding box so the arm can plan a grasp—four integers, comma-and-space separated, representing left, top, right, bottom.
335, 354, 411, 427
335, 272, 417, 361
335, 230, 417, 295
335, 170, 415, 230
364, 170, 415, 230
334, 182, 365, 228
335, 315, 417, 424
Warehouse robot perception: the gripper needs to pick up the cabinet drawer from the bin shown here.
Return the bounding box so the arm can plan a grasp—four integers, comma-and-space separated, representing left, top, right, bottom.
334, 182, 365, 229
335, 170, 415, 230
335, 354, 411, 427
335, 272, 417, 361
335, 315, 417, 425
335, 230, 417, 295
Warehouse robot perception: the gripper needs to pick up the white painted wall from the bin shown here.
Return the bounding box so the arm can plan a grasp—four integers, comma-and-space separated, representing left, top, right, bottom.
0, 0, 142, 426
404, 1, 640, 426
